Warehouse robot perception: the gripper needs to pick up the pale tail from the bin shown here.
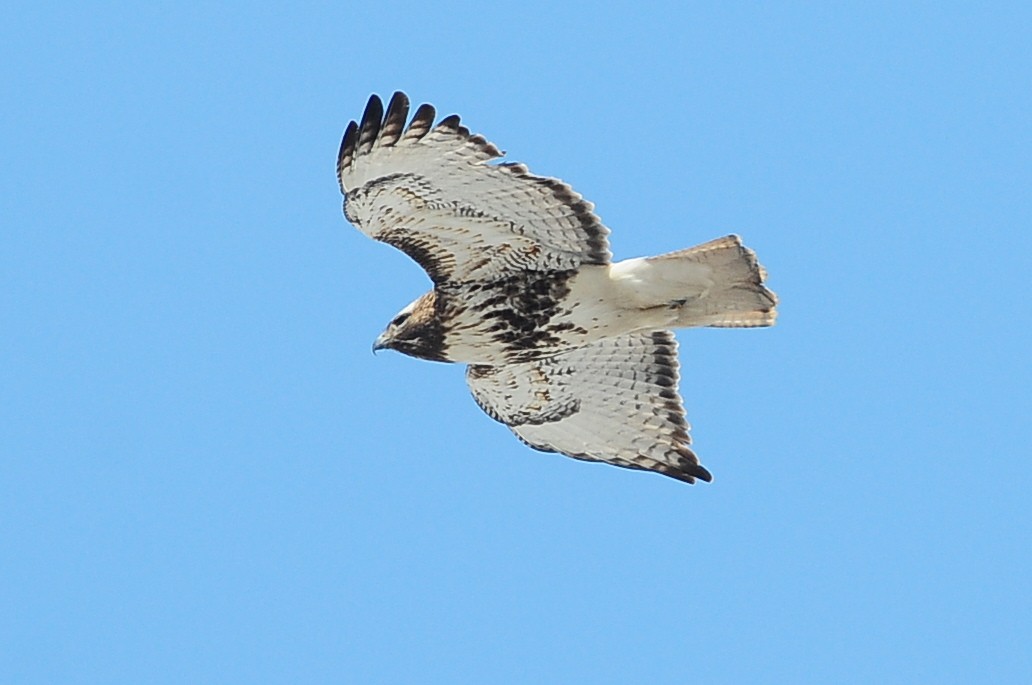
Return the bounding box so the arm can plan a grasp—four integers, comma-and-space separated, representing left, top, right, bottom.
631, 235, 778, 328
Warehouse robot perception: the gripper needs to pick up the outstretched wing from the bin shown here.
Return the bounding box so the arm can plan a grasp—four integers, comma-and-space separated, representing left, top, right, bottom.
337, 92, 611, 285
466, 331, 712, 484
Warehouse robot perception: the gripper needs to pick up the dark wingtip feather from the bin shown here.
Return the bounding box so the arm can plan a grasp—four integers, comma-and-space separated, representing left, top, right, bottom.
379, 91, 410, 147
337, 120, 359, 192
404, 103, 436, 141
660, 459, 713, 484
687, 463, 714, 483
357, 94, 384, 156
437, 114, 462, 131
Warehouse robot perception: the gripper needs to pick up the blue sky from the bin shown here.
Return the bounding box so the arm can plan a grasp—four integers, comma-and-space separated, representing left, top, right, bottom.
2, 2, 1030, 683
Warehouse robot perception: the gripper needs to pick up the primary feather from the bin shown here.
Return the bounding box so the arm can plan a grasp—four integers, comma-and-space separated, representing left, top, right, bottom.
338, 92, 778, 483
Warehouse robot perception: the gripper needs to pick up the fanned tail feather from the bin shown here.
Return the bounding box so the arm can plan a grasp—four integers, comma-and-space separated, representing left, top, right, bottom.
617, 235, 778, 328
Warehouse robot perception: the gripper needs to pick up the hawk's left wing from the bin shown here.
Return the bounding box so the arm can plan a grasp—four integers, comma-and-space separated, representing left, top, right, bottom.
337, 92, 611, 286
466, 331, 712, 484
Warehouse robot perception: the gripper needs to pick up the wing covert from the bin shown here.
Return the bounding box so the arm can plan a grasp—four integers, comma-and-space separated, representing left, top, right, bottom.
338, 92, 612, 285
466, 331, 712, 484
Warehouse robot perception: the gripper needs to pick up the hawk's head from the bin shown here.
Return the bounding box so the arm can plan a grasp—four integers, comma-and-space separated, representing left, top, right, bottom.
373, 291, 448, 362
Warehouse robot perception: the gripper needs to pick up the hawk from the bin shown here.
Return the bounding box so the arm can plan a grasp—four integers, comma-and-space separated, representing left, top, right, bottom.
338, 92, 777, 484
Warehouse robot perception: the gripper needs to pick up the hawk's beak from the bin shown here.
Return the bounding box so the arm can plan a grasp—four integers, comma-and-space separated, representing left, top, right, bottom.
372, 331, 391, 354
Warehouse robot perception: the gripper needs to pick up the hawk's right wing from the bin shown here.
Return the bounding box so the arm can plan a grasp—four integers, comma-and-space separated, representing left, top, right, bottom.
466, 331, 712, 484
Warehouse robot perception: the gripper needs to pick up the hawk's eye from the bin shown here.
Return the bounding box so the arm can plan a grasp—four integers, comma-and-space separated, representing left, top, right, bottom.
392, 312, 411, 327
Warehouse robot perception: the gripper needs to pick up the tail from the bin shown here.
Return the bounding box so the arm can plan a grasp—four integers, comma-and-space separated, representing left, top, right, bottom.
613, 235, 778, 328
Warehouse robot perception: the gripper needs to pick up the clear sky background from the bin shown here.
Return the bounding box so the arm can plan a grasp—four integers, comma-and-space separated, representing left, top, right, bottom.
2, 2, 1030, 683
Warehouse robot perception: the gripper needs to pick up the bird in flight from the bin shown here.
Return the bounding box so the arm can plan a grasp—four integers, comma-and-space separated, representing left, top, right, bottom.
337, 92, 777, 484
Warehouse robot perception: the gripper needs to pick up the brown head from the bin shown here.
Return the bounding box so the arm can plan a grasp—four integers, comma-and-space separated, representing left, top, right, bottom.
372, 291, 449, 362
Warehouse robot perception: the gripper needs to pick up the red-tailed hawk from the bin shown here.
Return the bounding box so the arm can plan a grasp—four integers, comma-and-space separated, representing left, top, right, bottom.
338, 92, 777, 484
